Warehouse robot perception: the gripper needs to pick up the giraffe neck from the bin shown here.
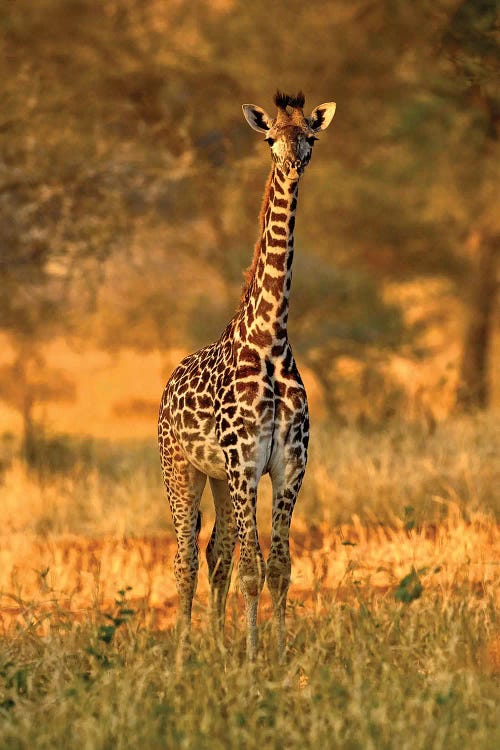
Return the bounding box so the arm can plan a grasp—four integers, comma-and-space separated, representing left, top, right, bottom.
238, 166, 299, 349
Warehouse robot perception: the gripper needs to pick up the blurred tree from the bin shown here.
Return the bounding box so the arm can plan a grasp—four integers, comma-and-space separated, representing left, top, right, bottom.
0, 0, 239, 431
1, 0, 134, 438
204, 0, 498, 413
0, 346, 75, 455
1, 0, 498, 428
438, 0, 499, 410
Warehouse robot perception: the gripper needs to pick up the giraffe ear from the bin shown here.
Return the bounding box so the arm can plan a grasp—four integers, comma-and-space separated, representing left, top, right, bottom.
242, 104, 273, 133
307, 102, 336, 132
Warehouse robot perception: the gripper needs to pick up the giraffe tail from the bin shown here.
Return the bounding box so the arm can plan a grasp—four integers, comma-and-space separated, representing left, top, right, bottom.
196, 511, 202, 544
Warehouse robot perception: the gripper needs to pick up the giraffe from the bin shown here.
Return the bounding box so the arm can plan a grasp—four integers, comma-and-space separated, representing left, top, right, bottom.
158, 90, 336, 663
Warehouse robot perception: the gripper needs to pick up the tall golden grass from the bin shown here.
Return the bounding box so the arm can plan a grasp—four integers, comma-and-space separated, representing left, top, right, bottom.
1, 512, 498, 640
1, 414, 498, 642
0, 415, 498, 748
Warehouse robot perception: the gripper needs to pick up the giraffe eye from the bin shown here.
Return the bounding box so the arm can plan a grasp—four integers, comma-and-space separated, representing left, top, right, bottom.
265, 137, 275, 145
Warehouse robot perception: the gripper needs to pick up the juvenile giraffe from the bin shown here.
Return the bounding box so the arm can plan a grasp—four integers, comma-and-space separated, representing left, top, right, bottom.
158, 91, 336, 662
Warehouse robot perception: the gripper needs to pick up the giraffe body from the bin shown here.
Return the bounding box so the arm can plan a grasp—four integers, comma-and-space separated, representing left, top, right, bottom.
158, 91, 336, 662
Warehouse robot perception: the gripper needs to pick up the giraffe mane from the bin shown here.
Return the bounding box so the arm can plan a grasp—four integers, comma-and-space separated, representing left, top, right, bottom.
274, 90, 306, 110
240, 166, 274, 303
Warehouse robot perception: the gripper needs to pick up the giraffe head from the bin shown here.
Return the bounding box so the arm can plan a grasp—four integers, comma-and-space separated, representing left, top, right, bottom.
242, 91, 336, 180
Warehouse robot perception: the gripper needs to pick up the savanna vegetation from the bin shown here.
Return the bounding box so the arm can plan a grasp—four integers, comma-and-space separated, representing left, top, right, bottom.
0, 542, 498, 750
1, 416, 499, 748
1, 1, 499, 747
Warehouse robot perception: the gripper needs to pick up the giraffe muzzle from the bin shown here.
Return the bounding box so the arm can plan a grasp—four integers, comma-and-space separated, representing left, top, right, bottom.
283, 158, 302, 180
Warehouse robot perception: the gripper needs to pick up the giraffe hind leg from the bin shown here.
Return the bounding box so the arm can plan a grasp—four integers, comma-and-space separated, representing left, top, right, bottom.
160, 435, 207, 662
206, 477, 237, 643
231, 483, 266, 662
268, 464, 305, 664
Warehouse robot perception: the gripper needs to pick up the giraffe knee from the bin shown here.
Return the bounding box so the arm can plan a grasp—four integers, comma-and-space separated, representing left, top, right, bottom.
240, 575, 263, 599
174, 548, 199, 587
206, 530, 234, 583
207, 552, 232, 586
266, 554, 291, 595
239, 556, 266, 598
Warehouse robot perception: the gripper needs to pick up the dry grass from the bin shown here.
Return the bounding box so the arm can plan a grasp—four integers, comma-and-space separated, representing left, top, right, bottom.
0, 512, 498, 636
0, 413, 498, 632
0, 513, 498, 749
0, 415, 498, 748
2, 412, 498, 537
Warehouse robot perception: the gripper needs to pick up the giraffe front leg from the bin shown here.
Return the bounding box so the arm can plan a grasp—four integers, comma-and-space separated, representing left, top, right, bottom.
232, 486, 265, 662
267, 518, 291, 664
268, 463, 305, 664
239, 535, 266, 662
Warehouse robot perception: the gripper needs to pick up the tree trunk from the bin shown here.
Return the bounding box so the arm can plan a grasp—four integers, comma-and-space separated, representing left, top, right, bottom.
21, 392, 36, 463
456, 233, 498, 411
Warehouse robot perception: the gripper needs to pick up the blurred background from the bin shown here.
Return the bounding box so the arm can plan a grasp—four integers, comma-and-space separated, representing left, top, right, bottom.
0, 0, 498, 473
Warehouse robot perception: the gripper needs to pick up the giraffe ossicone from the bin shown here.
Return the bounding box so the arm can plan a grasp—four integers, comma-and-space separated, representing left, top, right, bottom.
158, 90, 336, 663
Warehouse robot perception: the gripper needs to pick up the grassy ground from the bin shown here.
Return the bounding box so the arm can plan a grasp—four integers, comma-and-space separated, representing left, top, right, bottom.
0, 553, 498, 749
0, 415, 499, 748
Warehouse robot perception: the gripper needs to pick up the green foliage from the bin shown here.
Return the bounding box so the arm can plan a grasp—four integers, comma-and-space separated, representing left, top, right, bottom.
394, 567, 424, 603
96, 587, 136, 646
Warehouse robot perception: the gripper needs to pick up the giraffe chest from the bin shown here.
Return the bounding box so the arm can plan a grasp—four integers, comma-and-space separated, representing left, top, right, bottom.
162, 339, 308, 481
214, 346, 309, 477
173, 380, 277, 481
